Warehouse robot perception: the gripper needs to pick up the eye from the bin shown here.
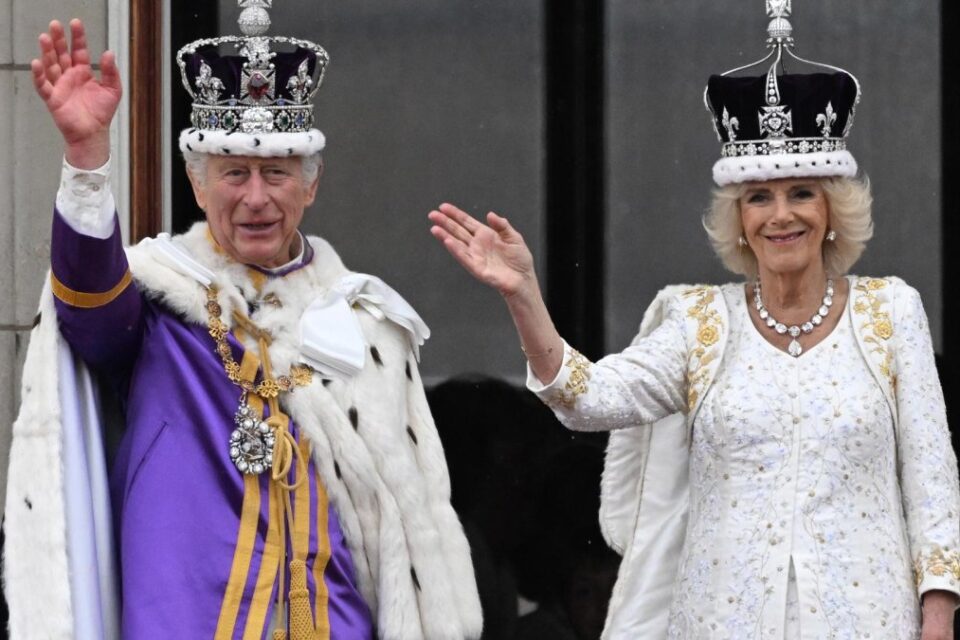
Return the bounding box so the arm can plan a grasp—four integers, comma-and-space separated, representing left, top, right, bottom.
792, 187, 815, 199
746, 192, 769, 204
263, 167, 291, 181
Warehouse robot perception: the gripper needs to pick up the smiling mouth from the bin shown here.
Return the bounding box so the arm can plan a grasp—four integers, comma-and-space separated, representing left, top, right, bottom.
765, 231, 805, 244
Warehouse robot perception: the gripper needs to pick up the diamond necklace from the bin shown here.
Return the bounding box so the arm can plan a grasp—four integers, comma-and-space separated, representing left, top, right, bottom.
753, 278, 835, 358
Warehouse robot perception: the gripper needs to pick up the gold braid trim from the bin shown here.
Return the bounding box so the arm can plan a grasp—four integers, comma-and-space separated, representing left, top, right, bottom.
50, 269, 133, 309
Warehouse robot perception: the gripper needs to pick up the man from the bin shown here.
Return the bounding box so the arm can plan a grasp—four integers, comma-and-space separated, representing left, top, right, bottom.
4, 8, 481, 639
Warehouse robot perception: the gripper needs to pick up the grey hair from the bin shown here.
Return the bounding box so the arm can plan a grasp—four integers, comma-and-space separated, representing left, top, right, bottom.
702, 176, 874, 279
182, 150, 322, 186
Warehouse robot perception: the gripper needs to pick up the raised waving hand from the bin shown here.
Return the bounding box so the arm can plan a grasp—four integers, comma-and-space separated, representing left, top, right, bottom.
428, 203, 537, 298
429, 203, 565, 382
31, 19, 121, 168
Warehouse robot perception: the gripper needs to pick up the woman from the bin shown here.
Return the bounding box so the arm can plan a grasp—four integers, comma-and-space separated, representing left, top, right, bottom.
428, 16, 960, 640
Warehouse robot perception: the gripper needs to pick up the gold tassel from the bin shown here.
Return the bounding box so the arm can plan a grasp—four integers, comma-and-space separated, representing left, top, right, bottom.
288, 559, 317, 640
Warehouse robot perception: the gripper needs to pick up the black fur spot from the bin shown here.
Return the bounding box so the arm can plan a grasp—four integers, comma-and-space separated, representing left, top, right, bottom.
411, 567, 421, 591
349, 407, 359, 430
406, 426, 418, 446
370, 346, 383, 367
188, 128, 197, 134
198, 132, 205, 142
254, 138, 261, 147
222, 148, 232, 155
24, 497, 32, 510
334, 461, 342, 479
288, 148, 295, 155
405, 361, 412, 381
322, 379, 332, 387
186, 143, 194, 151
32, 312, 42, 328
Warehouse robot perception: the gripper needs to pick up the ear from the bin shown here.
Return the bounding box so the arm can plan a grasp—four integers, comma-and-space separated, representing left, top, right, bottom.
186, 168, 208, 211
303, 160, 323, 207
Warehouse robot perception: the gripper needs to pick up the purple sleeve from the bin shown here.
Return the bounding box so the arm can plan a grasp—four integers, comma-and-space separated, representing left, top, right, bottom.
51, 209, 144, 371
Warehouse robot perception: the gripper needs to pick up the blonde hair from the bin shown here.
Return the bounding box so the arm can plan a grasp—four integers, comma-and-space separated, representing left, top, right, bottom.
702, 176, 874, 278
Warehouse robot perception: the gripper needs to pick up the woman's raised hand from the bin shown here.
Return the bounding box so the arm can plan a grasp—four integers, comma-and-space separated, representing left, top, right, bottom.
428, 203, 538, 299
31, 19, 121, 167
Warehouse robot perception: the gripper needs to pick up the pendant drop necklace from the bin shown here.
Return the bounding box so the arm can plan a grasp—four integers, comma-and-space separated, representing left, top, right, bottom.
753, 278, 834, 357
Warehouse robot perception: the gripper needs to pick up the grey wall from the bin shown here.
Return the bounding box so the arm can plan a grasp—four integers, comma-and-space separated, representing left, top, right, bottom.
217, 1, 546, 384
606, 1, 942, 351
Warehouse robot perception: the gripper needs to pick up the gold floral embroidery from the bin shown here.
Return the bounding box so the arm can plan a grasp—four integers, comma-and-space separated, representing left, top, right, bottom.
552, 349, 592, 409
914, 546, 960, 587
683, 287, 724, 412
852, 277, 894, 383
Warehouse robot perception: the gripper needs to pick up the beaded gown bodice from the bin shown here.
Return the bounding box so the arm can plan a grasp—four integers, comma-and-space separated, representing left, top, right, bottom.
668, 286, 918, 639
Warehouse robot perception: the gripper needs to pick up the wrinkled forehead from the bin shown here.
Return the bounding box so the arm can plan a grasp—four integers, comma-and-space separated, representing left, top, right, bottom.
206, 154, 304, 171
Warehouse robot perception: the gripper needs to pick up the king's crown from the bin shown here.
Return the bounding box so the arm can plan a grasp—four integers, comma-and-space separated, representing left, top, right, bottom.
176, 0, 329, 136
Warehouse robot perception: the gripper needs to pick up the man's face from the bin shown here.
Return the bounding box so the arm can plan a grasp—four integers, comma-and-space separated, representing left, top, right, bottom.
189, 155, 319, 268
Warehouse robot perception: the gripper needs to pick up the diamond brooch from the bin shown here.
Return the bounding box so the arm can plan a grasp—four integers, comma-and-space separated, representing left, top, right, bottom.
229, 401, 275, 475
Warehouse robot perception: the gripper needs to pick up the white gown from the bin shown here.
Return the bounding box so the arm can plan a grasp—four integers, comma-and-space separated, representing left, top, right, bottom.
529, 281, 960, 639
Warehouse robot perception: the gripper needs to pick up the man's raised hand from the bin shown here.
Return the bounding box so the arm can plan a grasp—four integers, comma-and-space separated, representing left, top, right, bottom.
31, 19, 121, 168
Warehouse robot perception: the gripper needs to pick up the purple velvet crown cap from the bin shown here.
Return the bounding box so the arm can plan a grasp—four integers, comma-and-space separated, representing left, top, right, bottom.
707, 72, 858, 145
184, 46, 319, 106
705, 70, 862, 186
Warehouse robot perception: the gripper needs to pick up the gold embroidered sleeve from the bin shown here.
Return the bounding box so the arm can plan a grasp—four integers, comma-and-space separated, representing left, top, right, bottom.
525, 299, 688, 432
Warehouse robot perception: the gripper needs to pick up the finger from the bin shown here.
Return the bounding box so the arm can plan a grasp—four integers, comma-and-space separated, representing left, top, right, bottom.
31, 59, 54, 101
39, 33, 63, 83
438, 202, 483, 234
99, 51, 122, 93
434, 232, 484, 278
429, 208, 475, 245
70, 19, 90, 67
50, 20, 72, 72
486, 211, 521, 240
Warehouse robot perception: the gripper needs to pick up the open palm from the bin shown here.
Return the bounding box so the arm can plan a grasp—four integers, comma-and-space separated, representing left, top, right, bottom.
428, 203, 536, 297
32, 20, 121, 146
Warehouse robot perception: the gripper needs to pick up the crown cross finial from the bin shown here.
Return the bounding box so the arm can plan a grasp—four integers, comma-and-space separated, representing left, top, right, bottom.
766, 0, 791, 19
238, 0, 273, 37
765, 0, 794, 47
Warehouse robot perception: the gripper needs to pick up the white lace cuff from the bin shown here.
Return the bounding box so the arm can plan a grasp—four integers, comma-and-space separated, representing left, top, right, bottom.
55, 156, 116, 239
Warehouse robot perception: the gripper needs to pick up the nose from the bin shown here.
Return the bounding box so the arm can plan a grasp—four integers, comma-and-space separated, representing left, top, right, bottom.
770, 192, 794, 225
243, 170, 269, 211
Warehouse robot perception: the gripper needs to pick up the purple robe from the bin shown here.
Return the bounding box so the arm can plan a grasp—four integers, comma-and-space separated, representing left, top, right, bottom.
51, 211, 374, 639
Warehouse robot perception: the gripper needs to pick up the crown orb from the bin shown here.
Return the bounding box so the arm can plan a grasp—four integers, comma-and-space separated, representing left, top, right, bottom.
767, 17, 793, 40
239, 6, 271, 36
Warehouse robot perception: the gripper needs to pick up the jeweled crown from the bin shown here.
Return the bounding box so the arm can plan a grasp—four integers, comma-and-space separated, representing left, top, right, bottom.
704, 1, 862, 185
176, 0, 329, 138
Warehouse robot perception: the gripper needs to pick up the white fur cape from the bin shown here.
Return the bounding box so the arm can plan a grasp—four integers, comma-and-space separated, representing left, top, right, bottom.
3, 223, 482, 640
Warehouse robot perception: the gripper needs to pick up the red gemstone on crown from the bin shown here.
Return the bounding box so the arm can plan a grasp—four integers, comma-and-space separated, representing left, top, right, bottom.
247, 73, 271, 101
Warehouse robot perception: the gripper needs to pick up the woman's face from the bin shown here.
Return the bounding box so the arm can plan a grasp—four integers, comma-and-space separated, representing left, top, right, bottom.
739, 178, 830, 278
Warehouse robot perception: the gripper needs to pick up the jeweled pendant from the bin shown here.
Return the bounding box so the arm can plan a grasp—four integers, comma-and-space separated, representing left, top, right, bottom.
228, 401, 275, 475
788, 338, 803, 357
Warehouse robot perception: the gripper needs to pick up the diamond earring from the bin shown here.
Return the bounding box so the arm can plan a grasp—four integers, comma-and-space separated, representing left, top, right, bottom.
825, 230, 837, 242
738, 235, 748, 248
